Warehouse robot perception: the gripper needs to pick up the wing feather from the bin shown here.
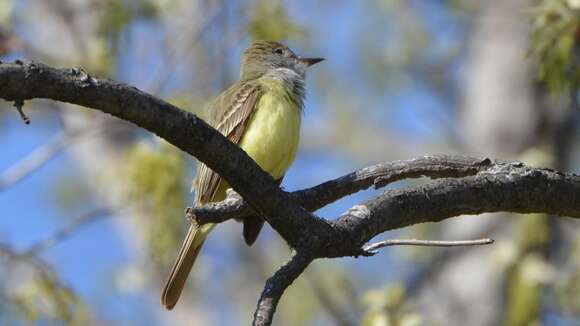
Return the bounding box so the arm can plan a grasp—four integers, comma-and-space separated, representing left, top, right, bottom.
192, 81, 262, 205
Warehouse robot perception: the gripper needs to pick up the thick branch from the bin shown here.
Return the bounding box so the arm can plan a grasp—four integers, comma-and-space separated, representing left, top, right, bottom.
193, 158, 579, 259
0, 61, 329, 249
331, 161, 580, 257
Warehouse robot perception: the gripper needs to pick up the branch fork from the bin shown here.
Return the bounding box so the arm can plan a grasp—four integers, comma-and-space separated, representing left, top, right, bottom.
185, 156, 578, 325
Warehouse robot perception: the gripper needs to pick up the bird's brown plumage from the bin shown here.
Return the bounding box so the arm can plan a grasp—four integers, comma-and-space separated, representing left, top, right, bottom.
161, 80, 264, 309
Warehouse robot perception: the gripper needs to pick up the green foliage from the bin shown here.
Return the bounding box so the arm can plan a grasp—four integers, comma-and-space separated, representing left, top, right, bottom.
99, 0, 158, 40
277, 276, 321, 326
95, 0, 158, 74
361, 283, 422, 326
125, 140, 187, 265
0, 0, 13, 25
504, 214, 552, 326
269, 261, 358, 325
4, 260, 90, 325
530, 0, 580, 96
50, 173, 94, 217
518, 214, 550, 250
247, 0, 305, 41
556, 238, 580, 314
504, 254, 554, 326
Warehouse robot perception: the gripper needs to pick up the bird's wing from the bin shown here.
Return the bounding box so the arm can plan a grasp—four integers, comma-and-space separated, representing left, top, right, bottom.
193, 81, 263, 205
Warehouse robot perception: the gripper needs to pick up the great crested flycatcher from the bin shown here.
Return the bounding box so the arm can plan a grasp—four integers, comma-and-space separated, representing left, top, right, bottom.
161, 40, 323, 309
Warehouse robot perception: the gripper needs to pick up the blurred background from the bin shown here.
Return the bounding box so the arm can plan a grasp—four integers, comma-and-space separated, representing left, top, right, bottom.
0, 0, 579, 325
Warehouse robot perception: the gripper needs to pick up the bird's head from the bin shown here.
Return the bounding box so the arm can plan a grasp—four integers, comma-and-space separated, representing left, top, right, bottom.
240, 40, 323, 80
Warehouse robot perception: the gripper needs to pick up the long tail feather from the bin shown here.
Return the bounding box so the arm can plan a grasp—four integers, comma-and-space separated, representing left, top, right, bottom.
161, 223, 213, 309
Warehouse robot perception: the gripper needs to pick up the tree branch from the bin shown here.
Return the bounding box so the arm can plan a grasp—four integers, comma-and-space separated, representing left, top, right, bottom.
191, 157, 579, 259
2, 61, 580, 326
333, 161, 580, 253
191, 155, 494, 224
0, 61, 328, 251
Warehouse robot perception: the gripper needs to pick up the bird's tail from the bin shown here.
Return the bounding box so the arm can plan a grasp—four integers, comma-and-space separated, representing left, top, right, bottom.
161, 223, 214, 309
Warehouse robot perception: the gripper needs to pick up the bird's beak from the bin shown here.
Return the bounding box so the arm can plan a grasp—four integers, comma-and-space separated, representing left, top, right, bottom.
298, 57, 324, 67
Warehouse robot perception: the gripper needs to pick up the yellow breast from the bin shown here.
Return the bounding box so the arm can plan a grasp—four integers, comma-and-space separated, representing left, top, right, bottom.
237, 83, 302, 180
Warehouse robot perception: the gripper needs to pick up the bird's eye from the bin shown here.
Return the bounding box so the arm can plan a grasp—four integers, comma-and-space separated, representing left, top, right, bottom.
274, 48, 284, 55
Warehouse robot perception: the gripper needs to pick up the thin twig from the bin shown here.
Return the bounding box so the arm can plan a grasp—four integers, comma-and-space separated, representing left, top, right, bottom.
361, 238, 494, 256
23, 208, 111, 255
405, 222, 503, 298
0, 127, 92, 191
13, 99, 30, 124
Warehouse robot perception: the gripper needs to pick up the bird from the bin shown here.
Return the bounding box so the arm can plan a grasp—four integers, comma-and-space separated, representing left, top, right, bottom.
161, 40, 323, 309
